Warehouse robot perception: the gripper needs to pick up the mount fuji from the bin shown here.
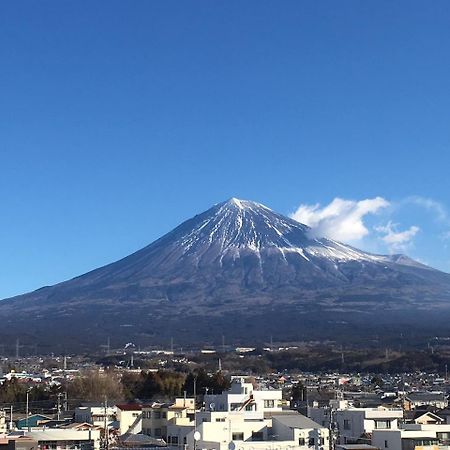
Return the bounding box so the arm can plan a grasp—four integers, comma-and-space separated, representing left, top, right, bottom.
1, 198, 450, 351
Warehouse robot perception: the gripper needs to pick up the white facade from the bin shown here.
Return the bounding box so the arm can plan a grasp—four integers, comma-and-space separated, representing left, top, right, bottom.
204, 377, 282, 418
116, 405, 142, 435
184, 412, 328, 450
336, 408, 403, 444
74, 406, 116, 428
308, 402, 403, 445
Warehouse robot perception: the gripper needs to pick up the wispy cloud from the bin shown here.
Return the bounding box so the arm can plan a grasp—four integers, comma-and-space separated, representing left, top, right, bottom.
407, 196, 448, 222
375, 221, 420, 253
290, 197, 389, 242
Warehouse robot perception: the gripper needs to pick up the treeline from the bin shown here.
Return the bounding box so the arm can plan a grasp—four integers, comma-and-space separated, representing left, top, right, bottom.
0, 369, 231, 407
0, 378, 58, 409
120, 368, 230, 400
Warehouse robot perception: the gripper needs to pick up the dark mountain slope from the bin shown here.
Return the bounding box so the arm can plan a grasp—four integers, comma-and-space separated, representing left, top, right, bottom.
1, 198, 449, 351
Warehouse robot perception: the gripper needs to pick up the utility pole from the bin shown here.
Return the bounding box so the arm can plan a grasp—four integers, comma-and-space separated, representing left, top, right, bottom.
103, 397, 109, 450
57, 393, 62, 420
26, 388, 31, 431
193, 377, 197, 450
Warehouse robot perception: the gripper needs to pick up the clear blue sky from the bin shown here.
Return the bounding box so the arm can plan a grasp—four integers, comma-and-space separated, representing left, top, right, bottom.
1, 1, 450, 299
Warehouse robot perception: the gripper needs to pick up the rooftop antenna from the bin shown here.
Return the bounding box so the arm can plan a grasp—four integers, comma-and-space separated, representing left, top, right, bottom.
63, 355, 67, 371
218, 358, 222, 372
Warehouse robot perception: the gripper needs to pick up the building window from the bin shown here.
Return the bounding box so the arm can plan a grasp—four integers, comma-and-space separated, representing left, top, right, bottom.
172, 436, 179, 445
245, 404, 254, 411
384, 440, 388, 448
309, 438, 315, 446
299, 438, 305, 446
216, 418, 226, 422
264, 400, 275, 408
162, 412, 167, 418
232, 433, 244, 441
343, 419, 350, 430
154, 412, 161, 419
155, 428, 161, 437
375, 420, 391, 429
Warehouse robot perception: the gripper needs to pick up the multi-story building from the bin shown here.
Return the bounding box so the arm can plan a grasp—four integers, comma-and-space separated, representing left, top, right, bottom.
308, 401, 403, 444
181, 377, 328, 450
142, 397, 195, 440
74, 405, 116, 428
372, 423, 450, 450
115, 404, 142, 435
203, 377, 283, 416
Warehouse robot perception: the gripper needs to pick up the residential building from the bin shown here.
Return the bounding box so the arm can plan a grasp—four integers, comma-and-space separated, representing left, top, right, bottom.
372, 423, 450, 450
142, 397, 195, 440
115, 404, 142, 435
403, 393, 448, 411
308, 401, 403, 444
10, 428, 101, 450
203, 377, 282, 417
74, 405, 116, 428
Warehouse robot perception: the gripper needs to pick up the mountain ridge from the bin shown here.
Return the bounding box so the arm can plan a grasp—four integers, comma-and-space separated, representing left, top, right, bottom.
1, 198, 449, 351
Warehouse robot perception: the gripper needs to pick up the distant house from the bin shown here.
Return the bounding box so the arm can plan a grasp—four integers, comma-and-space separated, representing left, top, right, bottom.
16, 414, 52, 430
404, 392, 448, 411
404, 410, 445, 425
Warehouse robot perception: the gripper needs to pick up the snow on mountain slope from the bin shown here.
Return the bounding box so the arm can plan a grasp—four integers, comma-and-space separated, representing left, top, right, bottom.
1, 198, 449, 350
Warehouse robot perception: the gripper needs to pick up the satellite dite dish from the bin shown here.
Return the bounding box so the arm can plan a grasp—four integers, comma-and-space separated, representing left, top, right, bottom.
194, 431, 201, 441
228, 442, 236, 450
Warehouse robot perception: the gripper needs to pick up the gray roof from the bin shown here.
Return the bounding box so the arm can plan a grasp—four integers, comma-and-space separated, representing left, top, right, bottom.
337, 445, 379, 450
272, 413, 323, 429
406, 393, 446, 402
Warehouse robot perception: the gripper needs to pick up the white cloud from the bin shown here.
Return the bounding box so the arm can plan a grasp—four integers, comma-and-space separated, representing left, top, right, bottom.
407, 196, 448, 222
290, 197, 390, 242
375, 221, 420, 253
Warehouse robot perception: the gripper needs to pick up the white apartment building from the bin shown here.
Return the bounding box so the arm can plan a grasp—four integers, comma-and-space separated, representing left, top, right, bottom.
115, 404, 142, 435
308, 401, 403, 444
178, 377, 328, 450
372, 423, 450, 450
203, 377, 282, 417
142, 397, 195, 441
